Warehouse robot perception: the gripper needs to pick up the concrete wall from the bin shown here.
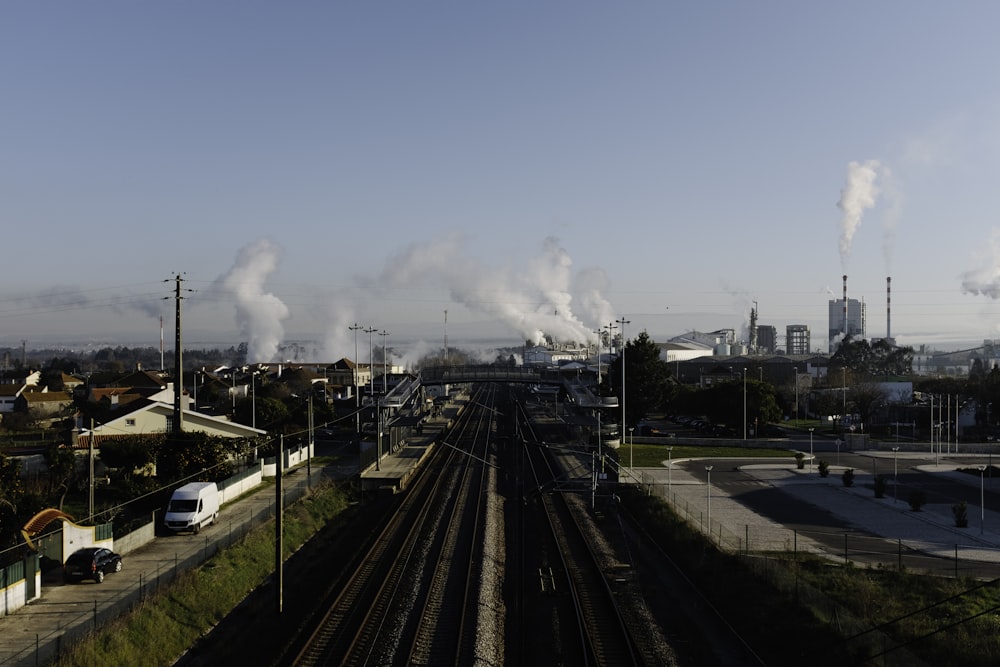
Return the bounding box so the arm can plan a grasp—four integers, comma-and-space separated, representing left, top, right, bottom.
62, 522, 113, 563
114, 515, 157, 556
261, 443, 314, 478
219, 464, 264, 504
1, 568, 40, 616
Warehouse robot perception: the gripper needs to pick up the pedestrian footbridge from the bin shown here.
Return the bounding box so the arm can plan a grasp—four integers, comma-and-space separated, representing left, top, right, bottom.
380, 365, 617, 410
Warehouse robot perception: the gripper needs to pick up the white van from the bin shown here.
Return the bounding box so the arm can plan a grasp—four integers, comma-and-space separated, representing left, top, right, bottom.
164, 482, 220, 534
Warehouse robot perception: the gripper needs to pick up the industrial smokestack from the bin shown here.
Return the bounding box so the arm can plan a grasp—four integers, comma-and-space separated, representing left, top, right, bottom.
886, 276, 891, 341
842, 274, 848, 335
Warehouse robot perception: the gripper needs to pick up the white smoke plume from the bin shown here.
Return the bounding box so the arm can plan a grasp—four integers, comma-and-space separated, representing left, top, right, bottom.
961, 229, 1000, 299
372, 235, 609, 346
217, 239, 290, 363
573, 267, 616, 331
836, 159, 882, 271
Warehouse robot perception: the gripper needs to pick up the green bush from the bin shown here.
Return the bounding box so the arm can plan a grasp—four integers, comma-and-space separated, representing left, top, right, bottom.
818, 460, 829, 478
953, 500, 968, 527
795, 452, 805, 469
908, 489, 927, 511
873, 475, 887, 498
842, 468, 855, 487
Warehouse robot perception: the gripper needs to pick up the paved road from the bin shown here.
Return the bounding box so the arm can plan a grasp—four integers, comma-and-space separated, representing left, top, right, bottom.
632, 449, 1000, 577
0, 466, 325, 667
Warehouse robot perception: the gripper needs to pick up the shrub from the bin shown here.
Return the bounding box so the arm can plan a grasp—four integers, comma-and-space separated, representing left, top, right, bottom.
874, 475, 887, 498
908, 490, 927, 512
795, 452, 805, 469
953, 501, 968, 527
818, 460, 829, 478
842, 468, 855, 487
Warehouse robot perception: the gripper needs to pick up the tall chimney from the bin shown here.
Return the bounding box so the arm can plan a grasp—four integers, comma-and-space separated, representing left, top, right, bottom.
842, 274, 848, 336
886, 276, 891, 341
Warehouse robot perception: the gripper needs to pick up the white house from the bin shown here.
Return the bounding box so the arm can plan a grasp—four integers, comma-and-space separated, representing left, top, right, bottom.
77, 383, 266, 445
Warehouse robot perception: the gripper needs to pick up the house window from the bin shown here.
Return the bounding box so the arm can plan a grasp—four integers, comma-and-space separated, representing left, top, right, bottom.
125, 418, 136, 427
165, 416, 173, 432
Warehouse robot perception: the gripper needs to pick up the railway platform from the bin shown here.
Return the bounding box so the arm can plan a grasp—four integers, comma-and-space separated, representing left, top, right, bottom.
359, 394, 468, 493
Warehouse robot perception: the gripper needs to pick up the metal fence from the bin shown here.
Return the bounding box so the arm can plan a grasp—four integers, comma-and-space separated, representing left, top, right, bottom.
653, 483, 1000, 580
1, 475, 318, 667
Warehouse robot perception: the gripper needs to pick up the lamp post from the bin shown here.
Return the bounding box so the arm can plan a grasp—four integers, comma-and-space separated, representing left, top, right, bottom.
743, 367, 748, 440
379, 330, 389, 395
808, 427, 814, 473
842, 367, 847, 431
350, 323, 363, 444
666, 446, 673, 496
794, 369, 799, 421
617, 316, 630, 452
891, 446, 899, 503
592, 328, 603, 384
979, 465, 987, 535
705, 465, 713, 530
363, 326, 377, 470
629, 426, 635, 474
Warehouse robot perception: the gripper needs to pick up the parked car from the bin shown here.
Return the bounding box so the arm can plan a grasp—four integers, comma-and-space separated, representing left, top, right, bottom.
64, 547, 122, 584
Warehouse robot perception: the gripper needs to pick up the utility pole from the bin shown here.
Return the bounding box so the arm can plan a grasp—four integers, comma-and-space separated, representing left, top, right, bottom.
364, 326, 378, 470
350, 323, 363, 443
170, 274, 185, 433
380, 330, 390, 395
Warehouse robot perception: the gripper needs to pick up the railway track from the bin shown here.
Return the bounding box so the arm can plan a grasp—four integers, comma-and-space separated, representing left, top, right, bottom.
518, 409, 645, 666
292, 384, 501, 666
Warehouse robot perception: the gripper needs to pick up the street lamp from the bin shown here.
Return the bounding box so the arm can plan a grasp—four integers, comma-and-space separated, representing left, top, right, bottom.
364, 326, 376, 391
705, 465, 713, 530
592, 328, 603, 384
794, 369, 799, 421
808, 427, 814, 473
979, 465, 987, 535
842, 367, 847, 431
363, 326, 377, 470
629, 427, 635, 474
350, 323, 363, 442
379, 330, 390, 395
743, 368, 748, 440
617, 316, 630, 453
666, 446, 674, 496
891, 446, 899, 503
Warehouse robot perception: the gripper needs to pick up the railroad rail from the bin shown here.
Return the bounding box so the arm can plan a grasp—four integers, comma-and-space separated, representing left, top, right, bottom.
292, 384, 501, 666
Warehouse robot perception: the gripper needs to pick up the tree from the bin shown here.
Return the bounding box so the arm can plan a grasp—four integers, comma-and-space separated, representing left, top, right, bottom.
156, 432, 250, 482
604, 330, 671, 427
830, 334, 913, 377
98, 435, 161, 480
43, 444, 78, 509
848, 380, 888, 430
0, 453, 23, 523
234, 396, 289, 431
810, 390, 843, 424
689, 378, 781, 434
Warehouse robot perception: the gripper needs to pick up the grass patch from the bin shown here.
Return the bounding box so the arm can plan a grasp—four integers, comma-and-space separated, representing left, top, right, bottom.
52, 481, 351, 667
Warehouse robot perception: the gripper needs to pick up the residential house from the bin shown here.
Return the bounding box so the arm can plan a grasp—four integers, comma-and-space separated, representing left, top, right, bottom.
0, 369, 41, 413
16, 390, 73, 417
76, 383, 265, 447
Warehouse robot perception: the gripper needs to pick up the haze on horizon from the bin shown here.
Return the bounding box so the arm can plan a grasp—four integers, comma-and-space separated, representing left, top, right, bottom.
6, 4, 1000, 361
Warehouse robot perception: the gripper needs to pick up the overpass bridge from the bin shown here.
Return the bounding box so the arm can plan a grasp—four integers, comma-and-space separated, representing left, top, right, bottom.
382, 365, 617, 411
374, 364, 620, 465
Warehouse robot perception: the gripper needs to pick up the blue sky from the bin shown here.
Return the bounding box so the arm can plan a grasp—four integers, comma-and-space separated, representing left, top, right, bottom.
5, 2, 1000, 362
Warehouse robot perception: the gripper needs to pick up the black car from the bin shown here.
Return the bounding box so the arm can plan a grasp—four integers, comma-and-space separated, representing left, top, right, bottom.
64, 547, 123, 584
